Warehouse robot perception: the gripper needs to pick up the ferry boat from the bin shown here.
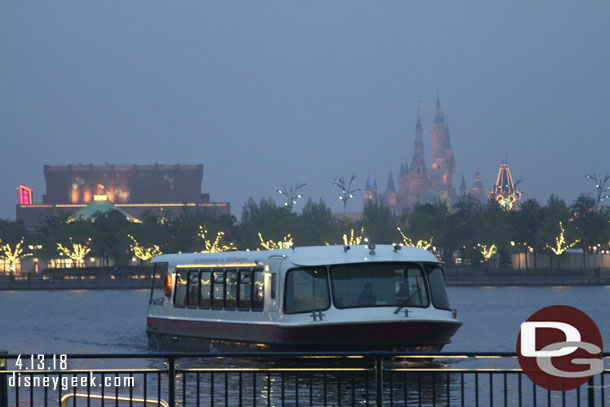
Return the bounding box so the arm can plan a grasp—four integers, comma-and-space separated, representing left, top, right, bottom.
146, 244, 462, 351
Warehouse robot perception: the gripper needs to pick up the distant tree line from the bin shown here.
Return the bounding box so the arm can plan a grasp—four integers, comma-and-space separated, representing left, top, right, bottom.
1, 194, 609, 271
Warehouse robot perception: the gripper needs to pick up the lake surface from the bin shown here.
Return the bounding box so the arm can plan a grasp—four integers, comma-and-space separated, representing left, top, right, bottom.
1, 286, 608, 406
0, 286, 609, 354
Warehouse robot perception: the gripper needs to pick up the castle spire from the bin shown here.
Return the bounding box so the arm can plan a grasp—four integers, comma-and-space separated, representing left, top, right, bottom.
384, 168, 397, 207
410, 104, 427, 173
459, 175, 466, 196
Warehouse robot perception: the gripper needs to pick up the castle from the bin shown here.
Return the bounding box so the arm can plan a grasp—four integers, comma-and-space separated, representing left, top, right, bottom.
363, 95, 489, 213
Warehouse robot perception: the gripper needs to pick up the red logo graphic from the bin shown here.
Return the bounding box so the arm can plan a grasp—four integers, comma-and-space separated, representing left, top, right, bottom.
516, 305, 603, 391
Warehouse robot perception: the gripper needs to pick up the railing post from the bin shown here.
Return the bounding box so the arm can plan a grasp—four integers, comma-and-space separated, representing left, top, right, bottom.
168, 356, 176, 407
0, 350, 7, 407
587, 376, 595, 407
375, 355, 383, 407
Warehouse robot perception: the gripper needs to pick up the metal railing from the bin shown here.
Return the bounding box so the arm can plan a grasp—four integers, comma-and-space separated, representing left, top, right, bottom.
1, 351, 608, 407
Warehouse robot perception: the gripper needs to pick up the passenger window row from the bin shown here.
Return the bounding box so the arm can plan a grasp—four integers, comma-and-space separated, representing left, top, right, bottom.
173, 268, 265, 311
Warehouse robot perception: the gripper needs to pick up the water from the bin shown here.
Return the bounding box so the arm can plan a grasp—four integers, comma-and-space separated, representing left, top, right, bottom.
1, 286, 608, 406
0, 286, 609, 354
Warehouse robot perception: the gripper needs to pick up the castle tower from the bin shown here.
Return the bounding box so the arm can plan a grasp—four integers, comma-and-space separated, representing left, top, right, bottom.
397, 160, 409, 208
363, 176, 375, 204
459, 175, 467, 197
384, 168, 398, 209
470, 172, 486, 203
489, 161, 521, 210
405, 103, 430, 208
429, 93, 456, 203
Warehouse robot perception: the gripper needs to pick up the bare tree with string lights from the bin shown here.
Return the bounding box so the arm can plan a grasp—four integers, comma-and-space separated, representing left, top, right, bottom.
277, 182, 307, 211
333, 175, 360, 213
585, 174, 610, 208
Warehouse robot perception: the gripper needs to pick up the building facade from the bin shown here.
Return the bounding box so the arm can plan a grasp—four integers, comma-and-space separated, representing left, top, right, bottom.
17, 164, 230, 225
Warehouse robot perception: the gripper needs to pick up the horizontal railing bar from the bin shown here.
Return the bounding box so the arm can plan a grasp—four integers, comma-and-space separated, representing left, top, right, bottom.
176, 367, 371, 372
3, 351, 608, 359
1, 369, 165, 374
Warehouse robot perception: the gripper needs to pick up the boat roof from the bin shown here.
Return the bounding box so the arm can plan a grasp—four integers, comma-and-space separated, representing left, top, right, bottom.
151, 244, 439, 268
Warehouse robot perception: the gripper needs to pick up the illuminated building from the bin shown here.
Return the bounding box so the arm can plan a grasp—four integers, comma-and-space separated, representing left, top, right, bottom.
489, 161, 521, 210
16, 164, 229, 225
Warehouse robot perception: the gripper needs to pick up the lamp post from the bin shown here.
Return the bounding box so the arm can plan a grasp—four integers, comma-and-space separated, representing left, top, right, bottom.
277, 182, 306, 210
585, 174, 610, 208
333, 176, 360, 213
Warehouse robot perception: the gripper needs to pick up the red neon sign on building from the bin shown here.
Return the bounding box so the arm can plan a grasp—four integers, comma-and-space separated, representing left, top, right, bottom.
18, 185, 33, 205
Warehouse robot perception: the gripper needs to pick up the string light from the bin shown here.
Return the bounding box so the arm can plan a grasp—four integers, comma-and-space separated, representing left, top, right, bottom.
545, 221, 580, 255
258, 233, 293, 250
0, 237, 32, 272
476, 243, 497, 261
342, 227, 365, 246
396, 227, 434, 250
57, 238, 92, 266
198, 226, 237, 253
127, 234, 162, 261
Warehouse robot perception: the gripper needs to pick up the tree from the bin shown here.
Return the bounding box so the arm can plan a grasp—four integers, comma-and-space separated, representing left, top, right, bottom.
570, 195, 610, 269
475, 200, 514, 268
0, 219, 32, 273
359, 201, 399, 244
167, 208, 238, 252
294, 199, 338, 246
446, 196, 483, 265
91, 210, 131, 266
239, 198, 298, 249
403, 202, 448, 254
537, 195, 574, 270
512, 199, 543, 270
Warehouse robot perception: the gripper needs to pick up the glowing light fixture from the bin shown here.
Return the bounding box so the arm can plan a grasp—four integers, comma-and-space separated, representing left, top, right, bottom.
258, 233, 293, 250
397, 226, 434, 250
128, 234, 162, 261
545, 221, 580, 255
198, 226, 237, 253
57, 238, 92, 266
0, 237, 32, 272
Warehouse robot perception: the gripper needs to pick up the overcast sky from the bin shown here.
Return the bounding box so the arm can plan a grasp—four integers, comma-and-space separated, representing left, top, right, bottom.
1, 1, 609, 220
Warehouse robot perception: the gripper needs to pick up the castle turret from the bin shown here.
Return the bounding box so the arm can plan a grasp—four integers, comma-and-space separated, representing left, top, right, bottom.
363, 176, 376, 204
470, 172, 486, 203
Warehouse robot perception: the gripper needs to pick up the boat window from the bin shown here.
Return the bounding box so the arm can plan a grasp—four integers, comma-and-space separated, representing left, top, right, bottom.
187, 271, 199, 308
330, 263, 429, 309
284, 267, 330, 314
150, 262, 168, 301
270, 273, 277, 300
212, 270, 224, 309
425, 265, 451, 310
251, 270, 265, 311
238, 270, 251, 310
200, 270, 211, 308
173, 270, 187, 308
225, 270, 238, 310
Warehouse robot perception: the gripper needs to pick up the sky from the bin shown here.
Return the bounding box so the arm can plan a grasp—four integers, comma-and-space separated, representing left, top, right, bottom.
1, 1, 609, 221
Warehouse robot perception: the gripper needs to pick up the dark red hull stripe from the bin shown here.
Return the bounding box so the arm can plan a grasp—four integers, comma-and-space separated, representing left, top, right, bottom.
147, 317, 461, 347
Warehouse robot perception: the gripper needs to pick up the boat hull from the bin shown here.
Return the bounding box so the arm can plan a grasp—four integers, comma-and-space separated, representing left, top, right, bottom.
146, 316, 461, 351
